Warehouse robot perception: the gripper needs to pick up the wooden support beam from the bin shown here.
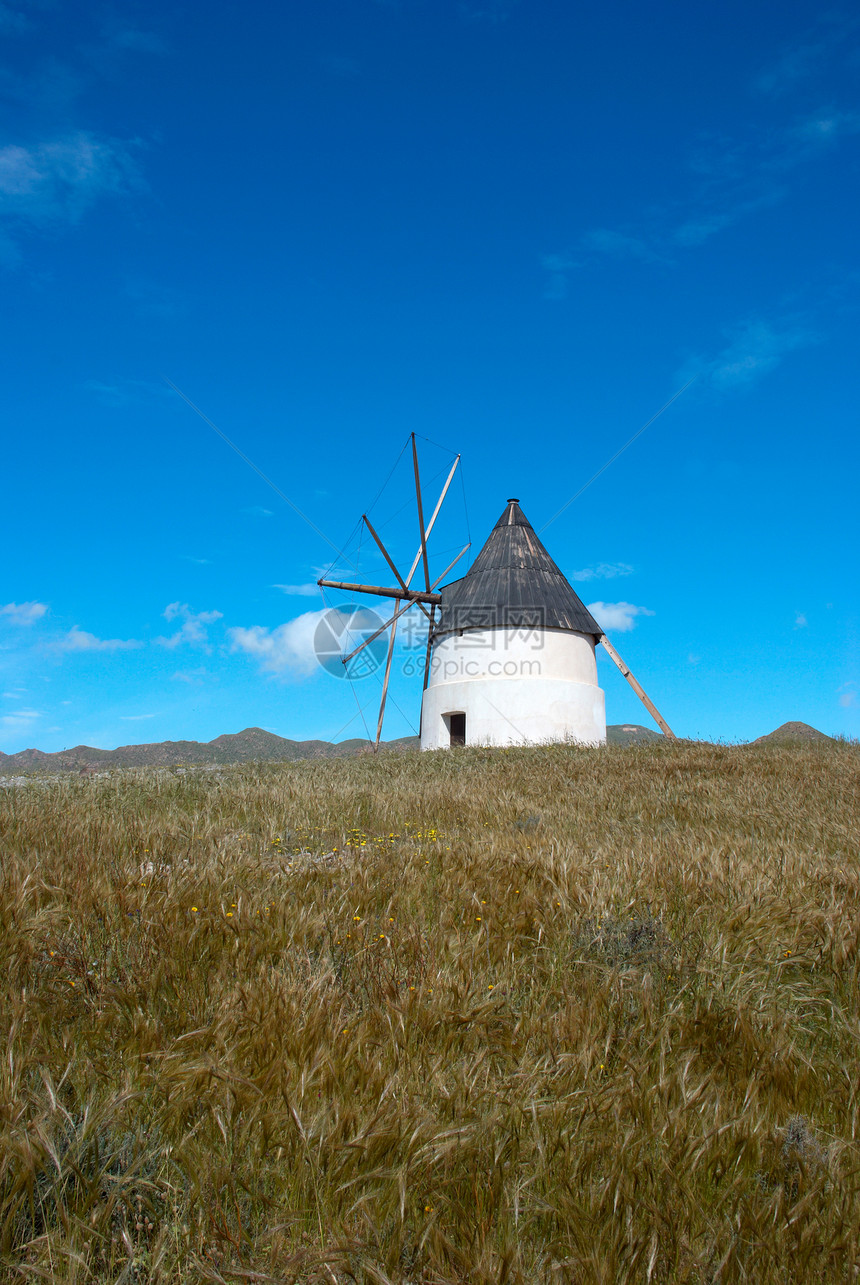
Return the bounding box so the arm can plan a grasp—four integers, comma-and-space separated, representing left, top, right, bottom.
375, 617, 399, 750
598, 635, 677, 740
412, 433, 431, 593
422, 604, 436, 694
362, 514, 431, 621
316, 579, 441, 604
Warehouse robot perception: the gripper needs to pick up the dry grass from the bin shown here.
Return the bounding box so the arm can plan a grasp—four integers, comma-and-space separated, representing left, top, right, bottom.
1, 739, 859, 1283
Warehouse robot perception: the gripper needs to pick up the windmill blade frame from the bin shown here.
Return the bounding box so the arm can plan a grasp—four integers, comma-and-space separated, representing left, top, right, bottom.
317, 434, 465, 751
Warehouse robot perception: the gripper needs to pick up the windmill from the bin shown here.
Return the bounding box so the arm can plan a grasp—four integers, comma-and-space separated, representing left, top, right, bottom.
318, 435, 676, 749
317, 434, 470, 748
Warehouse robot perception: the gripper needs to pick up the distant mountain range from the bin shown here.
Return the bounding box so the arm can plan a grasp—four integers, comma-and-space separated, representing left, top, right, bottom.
1, 724, 665, 773
3, 721, 837, 775
0, 728, 419, 773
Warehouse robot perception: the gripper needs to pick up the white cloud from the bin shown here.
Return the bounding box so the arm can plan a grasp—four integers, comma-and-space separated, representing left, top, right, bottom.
0, 133, 140, 243
109, 29, 168, 55
712, 319, 815, 388
83, 377, 169, 407
584, 228, 656, 260
84, 380, 128, 406
1, 601, 48, 625
125, 278, 185, 320
228, 606, 381, 679
790, 110, 860, 148
672, 188, 785, 248
542, 67, 860, 292
119, 713, 156, 721
542, 253, 577, 274
228, 611, 326, 678
273, 583, 320, 597
839, 682, 857, 709
542, 227, 663, 297
57, 626, 142, 653
794, 612, 808, 629
1, 706, 40, 728
171, 667, 207, 684
0, 4, 30, 33
754, 41, 826, 96
587, 601, 655, 633
540, 252, 578, 300
164, 603, 203, 622
677, 109, 860, 246
570, 563, 633, 583
156, 603, 223, 650
241, 506, 273, 518
672, 108, 860, 249
680, 317, 817, 391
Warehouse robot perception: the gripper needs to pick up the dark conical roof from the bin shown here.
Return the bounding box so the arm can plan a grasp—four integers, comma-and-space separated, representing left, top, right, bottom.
436, 500, 603, 637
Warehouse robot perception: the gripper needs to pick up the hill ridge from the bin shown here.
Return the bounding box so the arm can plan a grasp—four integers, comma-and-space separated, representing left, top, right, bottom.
0, 727, 419, 772
4, 721, 836, 773
751, 721, 833, 745
0, 724, 665, 771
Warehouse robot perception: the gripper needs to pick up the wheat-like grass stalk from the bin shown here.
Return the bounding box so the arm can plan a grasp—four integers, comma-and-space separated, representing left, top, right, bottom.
1, 740, 858, 1282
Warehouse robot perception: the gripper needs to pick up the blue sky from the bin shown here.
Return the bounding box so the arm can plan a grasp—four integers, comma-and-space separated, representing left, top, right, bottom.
1, 0, 858, 752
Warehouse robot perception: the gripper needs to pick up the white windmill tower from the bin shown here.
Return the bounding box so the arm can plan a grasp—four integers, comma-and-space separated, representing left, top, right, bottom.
421, 497, 606, 747
318, 437, 675, 749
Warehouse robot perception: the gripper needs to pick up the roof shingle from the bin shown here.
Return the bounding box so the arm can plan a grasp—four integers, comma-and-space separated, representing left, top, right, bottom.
436, 500, 603, 637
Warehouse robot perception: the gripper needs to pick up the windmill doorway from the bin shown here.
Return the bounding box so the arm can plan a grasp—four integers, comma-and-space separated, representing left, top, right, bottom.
446, 712, 466, 747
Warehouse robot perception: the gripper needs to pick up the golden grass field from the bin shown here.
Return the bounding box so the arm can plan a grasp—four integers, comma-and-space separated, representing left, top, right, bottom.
1, 740, 859, 1283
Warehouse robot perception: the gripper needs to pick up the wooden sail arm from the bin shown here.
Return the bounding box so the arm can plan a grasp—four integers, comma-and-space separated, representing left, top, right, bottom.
339, 542, 471, 666
598, 635, 677, 740
317, 457, 461, 612
412, 433, 431, 593
341, 594, 416, 666
402, 454, 460, 586
362, 514, 409, 594
316, 579, 441, 604
362, 513, 432, 621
